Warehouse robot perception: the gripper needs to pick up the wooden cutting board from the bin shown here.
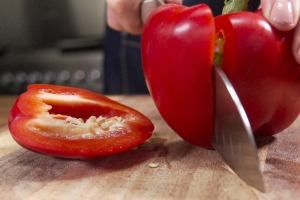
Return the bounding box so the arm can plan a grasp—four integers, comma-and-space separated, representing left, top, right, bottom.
0, 95, 300, 200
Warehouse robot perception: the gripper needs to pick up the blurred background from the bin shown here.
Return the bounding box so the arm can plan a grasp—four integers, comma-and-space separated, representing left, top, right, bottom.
0, 0, 259, 95
0, 0, 110, 94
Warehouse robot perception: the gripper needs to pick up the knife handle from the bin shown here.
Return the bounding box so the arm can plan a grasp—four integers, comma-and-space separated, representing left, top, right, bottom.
141, 0, 165, 24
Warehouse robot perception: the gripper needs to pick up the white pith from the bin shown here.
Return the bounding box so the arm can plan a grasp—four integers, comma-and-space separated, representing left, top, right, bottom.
29, 92, 129, 139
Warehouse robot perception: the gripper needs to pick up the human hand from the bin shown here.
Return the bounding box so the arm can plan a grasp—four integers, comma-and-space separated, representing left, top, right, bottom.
261, 0, 300, 64
106, 0, 182, 35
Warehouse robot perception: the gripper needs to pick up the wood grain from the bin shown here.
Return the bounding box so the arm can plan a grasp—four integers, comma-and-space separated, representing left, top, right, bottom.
0, 95, 300, 200
0, 95, 17, 129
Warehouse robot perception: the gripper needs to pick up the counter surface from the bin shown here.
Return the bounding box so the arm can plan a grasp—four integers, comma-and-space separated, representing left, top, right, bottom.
1, 95, 300, 200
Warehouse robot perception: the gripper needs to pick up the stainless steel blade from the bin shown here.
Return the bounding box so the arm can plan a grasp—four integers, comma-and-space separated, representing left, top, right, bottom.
213, 65, 265, 192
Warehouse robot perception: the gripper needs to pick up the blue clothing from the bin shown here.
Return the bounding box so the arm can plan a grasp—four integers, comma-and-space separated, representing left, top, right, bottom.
104, 29, 147, 94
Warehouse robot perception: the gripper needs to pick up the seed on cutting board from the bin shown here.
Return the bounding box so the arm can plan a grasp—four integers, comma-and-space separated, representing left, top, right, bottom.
148, 162, 159, 168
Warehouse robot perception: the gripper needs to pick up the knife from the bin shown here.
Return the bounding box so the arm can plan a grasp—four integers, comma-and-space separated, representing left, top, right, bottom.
140, 0, 265, 192
213, 65, 265, 192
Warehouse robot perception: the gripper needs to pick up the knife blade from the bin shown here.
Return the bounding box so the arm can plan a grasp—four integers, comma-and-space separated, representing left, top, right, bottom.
213, 65, 265, 192
140, 0, 265, 192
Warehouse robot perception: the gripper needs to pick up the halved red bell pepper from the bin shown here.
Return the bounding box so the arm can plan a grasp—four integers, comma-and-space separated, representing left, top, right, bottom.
215, 11, 300, 135
8, 84, 154, 158
142, 4, 215, 148
142, 4, 300, 148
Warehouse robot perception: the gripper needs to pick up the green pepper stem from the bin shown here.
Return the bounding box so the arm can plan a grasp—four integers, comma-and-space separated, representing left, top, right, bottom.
222, 0, 249, 14
214, 0, 249, 67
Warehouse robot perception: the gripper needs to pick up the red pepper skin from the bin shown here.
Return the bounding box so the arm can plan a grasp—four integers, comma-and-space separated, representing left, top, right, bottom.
215, 12, 300, 135
142, 5, 300, 148
8, 84, 154, 158
142, 4, 215, 148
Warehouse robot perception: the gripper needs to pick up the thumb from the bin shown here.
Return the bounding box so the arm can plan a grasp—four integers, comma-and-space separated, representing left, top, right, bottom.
261, 0, 300, 31
292, 21, 300, 64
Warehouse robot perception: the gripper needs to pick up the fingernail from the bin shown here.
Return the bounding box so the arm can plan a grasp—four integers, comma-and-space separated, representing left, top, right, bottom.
270, 0, 294, 25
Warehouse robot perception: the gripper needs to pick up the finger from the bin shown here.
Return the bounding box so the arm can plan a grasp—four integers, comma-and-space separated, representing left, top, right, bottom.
106, 0, 183, 34
261, 0, 300, 31
106, 6, 124, 32
293, 20, 300, 64
106, 0, 143, 35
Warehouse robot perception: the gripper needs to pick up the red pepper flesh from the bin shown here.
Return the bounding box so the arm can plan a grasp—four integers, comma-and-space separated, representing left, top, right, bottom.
142, 4, 300, 148
8, 84, 154, 158
142, 4, 215, 148
215, 11, 300, 135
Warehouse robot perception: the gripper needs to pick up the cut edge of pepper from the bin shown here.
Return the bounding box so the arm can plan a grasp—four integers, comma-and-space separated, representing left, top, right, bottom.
213, 30, 225, 68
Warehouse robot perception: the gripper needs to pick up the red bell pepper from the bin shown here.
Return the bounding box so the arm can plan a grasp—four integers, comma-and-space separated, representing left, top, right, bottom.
8, 84, 154, 158
142, 4, 215, 148
142, 3, 300, 148
215, 11, 300, 135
